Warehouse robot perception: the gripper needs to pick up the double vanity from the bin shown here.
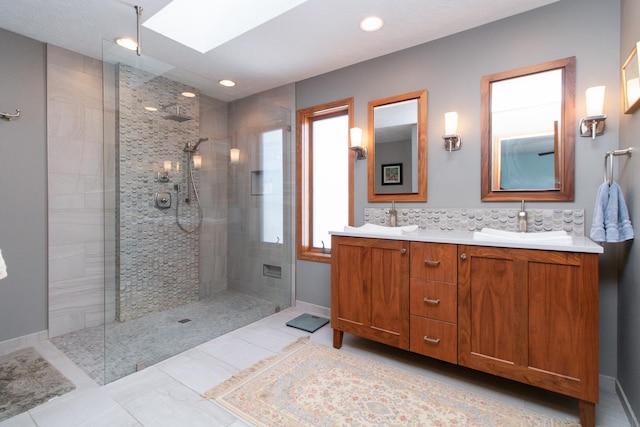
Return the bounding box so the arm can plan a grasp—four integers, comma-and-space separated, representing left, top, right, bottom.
330, 227, 602, 427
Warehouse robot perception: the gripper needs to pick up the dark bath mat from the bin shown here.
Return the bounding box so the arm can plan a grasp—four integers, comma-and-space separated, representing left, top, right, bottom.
0, 347, 76, 421
286, 313, 330, 333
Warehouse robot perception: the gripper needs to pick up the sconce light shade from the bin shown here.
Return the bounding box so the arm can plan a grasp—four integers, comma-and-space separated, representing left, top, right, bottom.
586, 86, 605, 116
230, 148, 240, 164
444, 112, 458, 135
348, 127, 367, 160
442, 112, 462, 152
192, 155, 202, 170
580, 86, 607, 140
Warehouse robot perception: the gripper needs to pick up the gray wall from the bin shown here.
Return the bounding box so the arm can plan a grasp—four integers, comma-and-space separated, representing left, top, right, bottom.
618, 0, 640, 420
0, 28, 48, 342
295, 0, 622, 377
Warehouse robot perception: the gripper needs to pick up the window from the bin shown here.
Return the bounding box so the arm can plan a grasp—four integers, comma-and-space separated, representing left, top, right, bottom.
297, 98, 354, 263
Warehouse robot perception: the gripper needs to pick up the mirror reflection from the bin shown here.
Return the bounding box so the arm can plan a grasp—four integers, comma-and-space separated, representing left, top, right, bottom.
481, 57, 575, 201
368, 90, 427, 202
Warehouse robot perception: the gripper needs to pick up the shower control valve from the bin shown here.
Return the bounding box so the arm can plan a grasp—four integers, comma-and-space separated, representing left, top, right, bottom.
154, 192, 171, 209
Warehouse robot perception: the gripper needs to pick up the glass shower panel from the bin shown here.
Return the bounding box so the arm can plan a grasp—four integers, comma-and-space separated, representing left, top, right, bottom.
102, 40, 292, 384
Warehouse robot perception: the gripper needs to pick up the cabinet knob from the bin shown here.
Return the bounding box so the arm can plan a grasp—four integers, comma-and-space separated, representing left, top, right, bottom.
400, 248, 407, 254
460, 253, 467, 260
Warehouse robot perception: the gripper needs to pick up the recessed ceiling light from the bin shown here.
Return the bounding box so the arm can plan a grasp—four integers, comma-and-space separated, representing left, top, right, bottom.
359, 16, 384, 32
181, 91, 196, 98
144, 106, 158, 112
219, 79, 236, 87
116, 37, 138, 51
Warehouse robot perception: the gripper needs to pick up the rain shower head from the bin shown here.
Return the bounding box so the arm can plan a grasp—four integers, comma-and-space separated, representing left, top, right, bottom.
161, 104, 193, 122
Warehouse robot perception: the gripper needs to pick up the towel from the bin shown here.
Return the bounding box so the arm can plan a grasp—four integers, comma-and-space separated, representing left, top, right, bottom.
589, 182, 609, 242
605, 182, 634, 242
0, 249, 7, 280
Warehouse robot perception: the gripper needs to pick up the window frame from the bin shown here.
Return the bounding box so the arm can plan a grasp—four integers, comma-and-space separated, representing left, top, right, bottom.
296, 98, 354, 263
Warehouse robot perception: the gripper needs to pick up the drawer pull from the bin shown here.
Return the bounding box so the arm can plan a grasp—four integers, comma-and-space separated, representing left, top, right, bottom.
423, 336, 440, 344
423, 297, 440, 305
423, 260, 440, 266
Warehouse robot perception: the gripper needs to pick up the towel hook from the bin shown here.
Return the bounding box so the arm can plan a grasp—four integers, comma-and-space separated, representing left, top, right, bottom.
603, 148, 633, 185
0, 109, 20, 121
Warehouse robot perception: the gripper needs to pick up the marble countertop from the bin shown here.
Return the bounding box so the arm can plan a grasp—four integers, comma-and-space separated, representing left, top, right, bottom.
331, 228, 604, 254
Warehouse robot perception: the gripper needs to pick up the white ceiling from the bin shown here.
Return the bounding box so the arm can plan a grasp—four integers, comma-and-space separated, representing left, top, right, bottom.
0, 0, 560, 102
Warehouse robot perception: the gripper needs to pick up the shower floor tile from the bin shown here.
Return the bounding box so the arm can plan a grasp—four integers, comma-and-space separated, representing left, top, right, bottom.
50, 290, 279, 384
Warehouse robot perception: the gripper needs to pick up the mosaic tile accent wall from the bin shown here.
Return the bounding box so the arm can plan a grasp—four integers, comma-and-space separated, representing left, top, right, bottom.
116, 65, 201, 321
364, 208, 585, 236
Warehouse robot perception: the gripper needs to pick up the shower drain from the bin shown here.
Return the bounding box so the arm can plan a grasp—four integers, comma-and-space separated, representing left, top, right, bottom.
177, 318, 192, 324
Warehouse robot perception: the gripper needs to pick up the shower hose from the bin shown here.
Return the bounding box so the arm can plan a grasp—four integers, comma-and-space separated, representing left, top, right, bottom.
175, 153, 203, 233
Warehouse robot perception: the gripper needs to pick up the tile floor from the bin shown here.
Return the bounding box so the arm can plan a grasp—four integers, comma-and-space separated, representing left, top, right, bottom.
0, 306, 632, 427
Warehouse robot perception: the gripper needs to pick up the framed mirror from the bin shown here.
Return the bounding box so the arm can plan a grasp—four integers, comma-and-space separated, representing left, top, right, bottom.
368, 90, 427, 202
481, 57, 575, 201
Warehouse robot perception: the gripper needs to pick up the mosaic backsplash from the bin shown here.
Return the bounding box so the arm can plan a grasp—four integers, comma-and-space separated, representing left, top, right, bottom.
364, 208, 585, 236
116, 64, 201, 321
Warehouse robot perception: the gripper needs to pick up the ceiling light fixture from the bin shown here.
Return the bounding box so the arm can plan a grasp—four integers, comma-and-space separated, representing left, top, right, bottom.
219, 79, 236, 87
359, 16, 384, 32
116, 37, 138, 51
181, 91, 196, 98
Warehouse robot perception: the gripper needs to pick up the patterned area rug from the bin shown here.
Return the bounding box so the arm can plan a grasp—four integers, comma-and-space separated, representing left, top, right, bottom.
0, 347, 75, 421
205, 337, 580, 426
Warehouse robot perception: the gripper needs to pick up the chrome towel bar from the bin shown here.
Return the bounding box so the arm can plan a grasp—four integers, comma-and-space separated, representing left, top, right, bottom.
604, 148, 633, 185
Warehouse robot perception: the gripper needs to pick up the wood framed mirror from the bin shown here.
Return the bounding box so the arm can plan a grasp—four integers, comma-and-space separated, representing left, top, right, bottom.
368, 89, 427, 202
481, 57, 575, 201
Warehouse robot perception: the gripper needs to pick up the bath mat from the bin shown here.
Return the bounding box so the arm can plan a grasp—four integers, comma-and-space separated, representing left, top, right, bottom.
0, 347, 76, 421
204, 337, 580, 426
285, 313, 329, 333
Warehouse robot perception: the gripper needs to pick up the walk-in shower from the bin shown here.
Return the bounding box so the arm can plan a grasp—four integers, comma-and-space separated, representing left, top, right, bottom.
47, 39, 296, 385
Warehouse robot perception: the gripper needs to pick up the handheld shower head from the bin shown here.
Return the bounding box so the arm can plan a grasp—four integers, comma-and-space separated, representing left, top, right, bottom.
184, 137, 209, 152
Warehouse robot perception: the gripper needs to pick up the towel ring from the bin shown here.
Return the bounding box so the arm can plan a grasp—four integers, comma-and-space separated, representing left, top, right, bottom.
603, 148, 633, 185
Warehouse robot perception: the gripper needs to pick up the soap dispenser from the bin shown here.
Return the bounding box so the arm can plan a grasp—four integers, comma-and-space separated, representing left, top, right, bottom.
389, 201, 397, 227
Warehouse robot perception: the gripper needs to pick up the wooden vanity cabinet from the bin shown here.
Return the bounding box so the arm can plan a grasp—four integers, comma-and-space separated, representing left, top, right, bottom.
331, 236, 599, 427
331, 236, 410, 350
457, 245, 599, 425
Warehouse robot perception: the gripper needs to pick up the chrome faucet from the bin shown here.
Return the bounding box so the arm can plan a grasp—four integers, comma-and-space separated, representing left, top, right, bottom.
518, 200, 527, 232
388, 201, 397, 227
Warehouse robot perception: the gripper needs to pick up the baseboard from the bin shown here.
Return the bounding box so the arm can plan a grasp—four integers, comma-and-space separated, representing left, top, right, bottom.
294, 300, 330, 318
0, 330, 48, 356
615, 378, 640, 427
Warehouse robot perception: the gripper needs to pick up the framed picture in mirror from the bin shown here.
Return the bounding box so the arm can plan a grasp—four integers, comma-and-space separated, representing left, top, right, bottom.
622, 42, 640, 114
381, 163, 402, 185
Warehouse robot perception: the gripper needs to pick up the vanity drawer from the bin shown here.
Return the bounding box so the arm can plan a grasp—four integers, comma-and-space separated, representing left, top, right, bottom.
410, 279, 457, 323
410, 242, 457, 282
410, 316, 457, 364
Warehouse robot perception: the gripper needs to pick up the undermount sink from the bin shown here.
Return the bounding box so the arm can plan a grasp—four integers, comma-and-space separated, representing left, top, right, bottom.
343, 223, 419, 236
473, 228, 572, 244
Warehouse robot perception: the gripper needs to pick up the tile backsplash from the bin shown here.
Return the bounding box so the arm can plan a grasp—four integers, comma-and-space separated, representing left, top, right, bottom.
364, 208, 585, 236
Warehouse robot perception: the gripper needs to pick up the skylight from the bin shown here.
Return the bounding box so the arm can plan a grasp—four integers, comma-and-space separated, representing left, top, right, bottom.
143, 0, 308, 54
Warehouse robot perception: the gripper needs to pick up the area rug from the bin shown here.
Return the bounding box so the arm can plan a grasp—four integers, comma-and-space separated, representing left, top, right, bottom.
205, 337, 579, 426
0, 347, 76, 421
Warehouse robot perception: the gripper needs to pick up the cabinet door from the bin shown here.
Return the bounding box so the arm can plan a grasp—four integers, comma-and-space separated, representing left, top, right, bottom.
369, 240, 410, 349
331, 236, 410, 350
458, 245, 598, 403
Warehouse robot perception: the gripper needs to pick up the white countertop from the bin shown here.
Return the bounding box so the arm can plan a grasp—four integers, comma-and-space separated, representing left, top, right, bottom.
331, 228, 604, 254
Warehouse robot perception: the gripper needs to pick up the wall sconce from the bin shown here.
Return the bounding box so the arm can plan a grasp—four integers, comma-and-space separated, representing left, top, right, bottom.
156, 160, 171, 182
348, 127, 367, 160
442, 112, 462, 152
230, 148, 240, 164
579, 86, 606, 140
192, 155, 202, 170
